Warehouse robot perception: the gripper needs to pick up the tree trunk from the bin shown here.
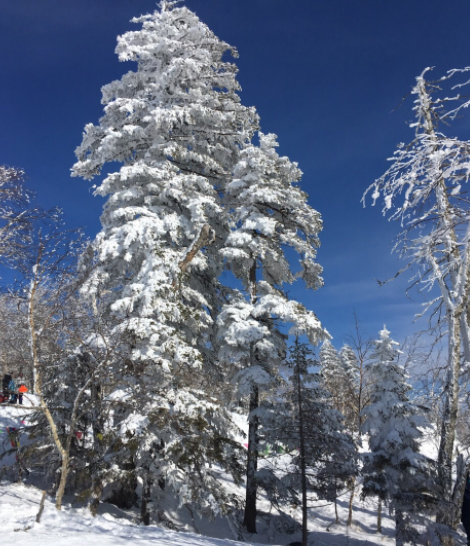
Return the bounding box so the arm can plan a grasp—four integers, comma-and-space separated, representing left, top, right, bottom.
89, 479, 103, 517
28, 275, 40, 395
295, 358, 308, 546
395, 508, 404, 546
347, 476, 355, 526
243, 260, 259, 534
27, 261, 69, 511
436, 309, 462, 545
55, 453, 70, 510
243, 384, 259, 533
377, 499, 382, 534
141, 475, 152, 525
442, 455, 469, 541
89, 378, 105, 516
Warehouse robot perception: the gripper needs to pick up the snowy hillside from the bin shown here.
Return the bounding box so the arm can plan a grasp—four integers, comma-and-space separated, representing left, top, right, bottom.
0, 400, 398, 546
0, 480, 398, 546
0, 398, 461, 546
0, 403, 261, 546
1, 482, 260, 546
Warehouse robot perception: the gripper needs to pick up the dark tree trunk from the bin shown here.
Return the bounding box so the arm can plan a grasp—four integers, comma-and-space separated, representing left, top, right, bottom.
243, 384, 259, 533
141, 475, 152, 526
295, 357, 308, 546
89, 479, 103, 517
377, 499, 382, 534
395, 508, 404, 546
243, 260, 259, 534
89, 377, 104, 516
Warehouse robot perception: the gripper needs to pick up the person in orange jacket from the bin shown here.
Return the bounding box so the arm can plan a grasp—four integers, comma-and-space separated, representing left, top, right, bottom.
17, 383, 28, 405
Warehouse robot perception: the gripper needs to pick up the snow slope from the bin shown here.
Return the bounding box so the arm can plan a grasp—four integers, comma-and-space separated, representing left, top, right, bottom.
1, 483, 268, 546
0, 481, 397, 546
0, 401, 460, 546
0, 401, 391, 546
0, 401, 262, 546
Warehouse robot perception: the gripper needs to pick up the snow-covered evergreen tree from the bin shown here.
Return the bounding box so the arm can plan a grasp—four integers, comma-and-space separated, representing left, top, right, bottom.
361, 327, 432, 546
319, 340, 349, 416
72, 1, 257, 522
217, 133, 326, 532
272, 338, 356, 545
339, 344, 362, 433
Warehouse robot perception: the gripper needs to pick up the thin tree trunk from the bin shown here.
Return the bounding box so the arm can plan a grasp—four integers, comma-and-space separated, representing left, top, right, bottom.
295, 356, 308, 546
243, 260, 259, 534
89, 479, 103, 517
55, 454, 70, 510
89, 376, 104, 516
28, 264, 92, 510
451, 454, 469, 530
347, 476, 355, 526
54, 370, 94, 510
377, 499, 382, 534
395, 508, 404, 546
436, 309, 462, 544
28, 274, 40, 395
243, 383, 259, 533
141, 474, 152, 525
27, 257, 68, 510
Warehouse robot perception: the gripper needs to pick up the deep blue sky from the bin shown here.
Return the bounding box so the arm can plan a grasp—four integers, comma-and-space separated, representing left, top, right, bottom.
2, 0, 470, 345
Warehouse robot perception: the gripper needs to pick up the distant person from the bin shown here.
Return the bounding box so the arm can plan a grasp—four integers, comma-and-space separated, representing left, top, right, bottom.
18, 383, 28, 405
7, 373, 18, 404
16, 371, 26, 404
462, 474, 470, 546
2, 372, 12, 403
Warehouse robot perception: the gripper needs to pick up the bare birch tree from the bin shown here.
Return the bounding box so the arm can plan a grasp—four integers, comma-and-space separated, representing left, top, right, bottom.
14, 217, 112, 510
363, 67, 470, 543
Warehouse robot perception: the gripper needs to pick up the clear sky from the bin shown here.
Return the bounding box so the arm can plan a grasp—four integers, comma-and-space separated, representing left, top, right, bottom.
2, 0, 470, 345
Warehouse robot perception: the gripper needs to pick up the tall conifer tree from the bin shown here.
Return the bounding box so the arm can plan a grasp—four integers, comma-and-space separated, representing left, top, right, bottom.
72, 1, 326, 528
72, 1, 257, 521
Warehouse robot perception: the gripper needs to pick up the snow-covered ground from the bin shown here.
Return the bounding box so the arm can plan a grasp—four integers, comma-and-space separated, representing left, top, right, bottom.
1, 483, 263, 546
0, 401, 452, 546
0, 481, 396, 546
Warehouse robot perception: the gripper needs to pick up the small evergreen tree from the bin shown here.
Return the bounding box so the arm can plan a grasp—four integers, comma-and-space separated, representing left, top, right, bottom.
339, 344, 360, 432
319, 340, 348, 415
274, 338, 357, 546
361, 327, 432, 546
